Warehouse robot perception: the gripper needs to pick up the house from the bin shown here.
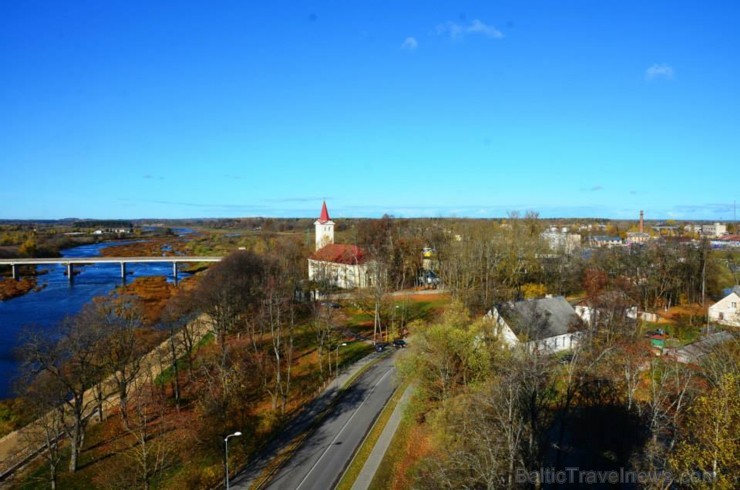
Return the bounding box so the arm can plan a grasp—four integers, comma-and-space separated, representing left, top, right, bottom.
625, 232, 650, 245
590, 236, 622, 248
487, 296, 585, 353
708, 291, 740, 327
574, 290, 638, 328
307, 202, 374, 289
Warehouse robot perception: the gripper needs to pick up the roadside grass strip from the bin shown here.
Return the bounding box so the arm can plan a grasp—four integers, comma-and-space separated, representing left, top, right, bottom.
336, 379, 410, 490
367, 388, 423, 489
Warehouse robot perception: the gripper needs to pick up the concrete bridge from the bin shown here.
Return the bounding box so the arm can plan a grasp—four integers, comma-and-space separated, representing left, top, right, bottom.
0, 256, 222, 281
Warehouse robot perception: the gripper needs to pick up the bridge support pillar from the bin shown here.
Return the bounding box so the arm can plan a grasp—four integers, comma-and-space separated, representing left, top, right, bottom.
67, 263, 73, 281
11, 264, 16, 280
120, 262, 126, 279
173, 262, 178, 282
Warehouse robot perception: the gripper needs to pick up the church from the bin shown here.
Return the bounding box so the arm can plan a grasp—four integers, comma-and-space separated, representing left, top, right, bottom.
307, 202, 373, 289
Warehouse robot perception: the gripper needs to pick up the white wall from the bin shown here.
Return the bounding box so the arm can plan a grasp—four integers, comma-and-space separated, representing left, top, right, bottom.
308, 259, 369, 289
708, 292, 740, 327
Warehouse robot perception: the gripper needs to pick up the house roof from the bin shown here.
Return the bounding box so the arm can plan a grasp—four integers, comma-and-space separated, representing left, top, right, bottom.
667, 331, 734, 364
317, 201, 331, 224
712, 291, 740, 308
310, 244, 366, 265
497, 296, 580, 340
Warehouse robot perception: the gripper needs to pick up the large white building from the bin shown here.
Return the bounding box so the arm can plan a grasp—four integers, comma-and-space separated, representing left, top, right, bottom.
701, 222, 728, 238
541, 228, 581, 254
307, 202, 373, 289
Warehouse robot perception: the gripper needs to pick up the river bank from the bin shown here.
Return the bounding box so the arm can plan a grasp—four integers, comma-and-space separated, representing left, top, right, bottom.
0, 233, 199, 401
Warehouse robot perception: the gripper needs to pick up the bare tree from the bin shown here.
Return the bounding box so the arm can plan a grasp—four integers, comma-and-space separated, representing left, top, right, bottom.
20, 307, 107, 472
118, 362, 175, 490
197, 250, 266, 360
20, 374, 66, 489
95, 294, 145, 426
311, 302, 338, 382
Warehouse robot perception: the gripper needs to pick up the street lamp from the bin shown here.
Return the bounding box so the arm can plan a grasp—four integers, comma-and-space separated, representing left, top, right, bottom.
224, 431, 242, 489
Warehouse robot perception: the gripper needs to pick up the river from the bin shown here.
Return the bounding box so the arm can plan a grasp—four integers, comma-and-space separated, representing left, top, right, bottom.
0, 237, 192, 400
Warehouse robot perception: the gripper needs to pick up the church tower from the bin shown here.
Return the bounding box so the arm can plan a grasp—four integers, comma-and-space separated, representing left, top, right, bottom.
314, 201, 335, 251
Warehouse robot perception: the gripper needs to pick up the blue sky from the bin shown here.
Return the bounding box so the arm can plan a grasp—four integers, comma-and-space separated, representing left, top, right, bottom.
1, 1, 738, 220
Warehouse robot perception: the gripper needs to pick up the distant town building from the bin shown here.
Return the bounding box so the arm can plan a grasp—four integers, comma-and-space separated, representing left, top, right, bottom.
625, 232, 650, 245
590, 236, 622, 248
626, 209, 651, 245
701, 222, 728, 238
541, 227, 581, 254
684, 224, 703, 235
711, 235, 740, 249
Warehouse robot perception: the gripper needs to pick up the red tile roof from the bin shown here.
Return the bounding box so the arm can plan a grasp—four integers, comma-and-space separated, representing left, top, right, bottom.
318, 201, 331, 224
310, 244, 366, 265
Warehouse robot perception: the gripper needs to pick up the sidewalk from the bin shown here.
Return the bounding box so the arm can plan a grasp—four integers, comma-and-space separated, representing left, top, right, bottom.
351, 384, 413, 490
230, 350, 389, 489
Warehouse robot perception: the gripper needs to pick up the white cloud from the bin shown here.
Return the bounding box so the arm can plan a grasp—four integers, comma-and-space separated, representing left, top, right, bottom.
401, 37, 418, 51
436, 19, 504, 40
467, 19, 505, 39
646, 63, 674, 80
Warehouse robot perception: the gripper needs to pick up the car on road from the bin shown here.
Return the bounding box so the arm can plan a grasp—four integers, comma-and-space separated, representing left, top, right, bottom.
375, 342, 390, 352
392, 339, 407, 349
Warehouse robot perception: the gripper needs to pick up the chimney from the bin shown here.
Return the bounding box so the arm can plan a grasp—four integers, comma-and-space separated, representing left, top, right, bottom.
639, 210, 644, 233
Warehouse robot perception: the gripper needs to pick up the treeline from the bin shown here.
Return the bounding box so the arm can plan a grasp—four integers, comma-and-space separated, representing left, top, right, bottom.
72, 220, 133, 229
0, 229, 91, 258
426, 214, 730, 314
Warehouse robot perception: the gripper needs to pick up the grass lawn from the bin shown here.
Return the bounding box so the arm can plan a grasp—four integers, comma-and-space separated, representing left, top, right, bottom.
641, 320, 703, 346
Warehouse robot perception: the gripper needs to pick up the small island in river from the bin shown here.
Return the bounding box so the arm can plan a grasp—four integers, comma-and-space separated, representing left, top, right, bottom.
0, 277, 38, 301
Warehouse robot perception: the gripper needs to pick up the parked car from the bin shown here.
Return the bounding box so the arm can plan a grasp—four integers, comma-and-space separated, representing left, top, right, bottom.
392, 339, 407, 349
320, 301, 342, 309
418, 270, 440, 286
375, 342, 390, 352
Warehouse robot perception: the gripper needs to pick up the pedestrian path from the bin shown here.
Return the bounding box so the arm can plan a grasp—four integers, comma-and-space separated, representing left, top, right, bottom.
351, 384, 413, 490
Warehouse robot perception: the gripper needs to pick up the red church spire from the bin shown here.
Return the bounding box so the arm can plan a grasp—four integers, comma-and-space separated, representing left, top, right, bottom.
318, 201, 331, 223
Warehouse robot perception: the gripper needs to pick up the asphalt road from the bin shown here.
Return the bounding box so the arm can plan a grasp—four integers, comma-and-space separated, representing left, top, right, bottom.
264, 354, 398, 490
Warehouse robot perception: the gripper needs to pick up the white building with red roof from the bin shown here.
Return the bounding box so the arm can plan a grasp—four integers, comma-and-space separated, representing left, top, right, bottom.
308, 202, 372, 289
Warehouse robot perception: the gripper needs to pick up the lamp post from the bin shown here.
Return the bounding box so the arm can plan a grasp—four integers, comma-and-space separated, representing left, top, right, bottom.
224, 431, 242, 489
